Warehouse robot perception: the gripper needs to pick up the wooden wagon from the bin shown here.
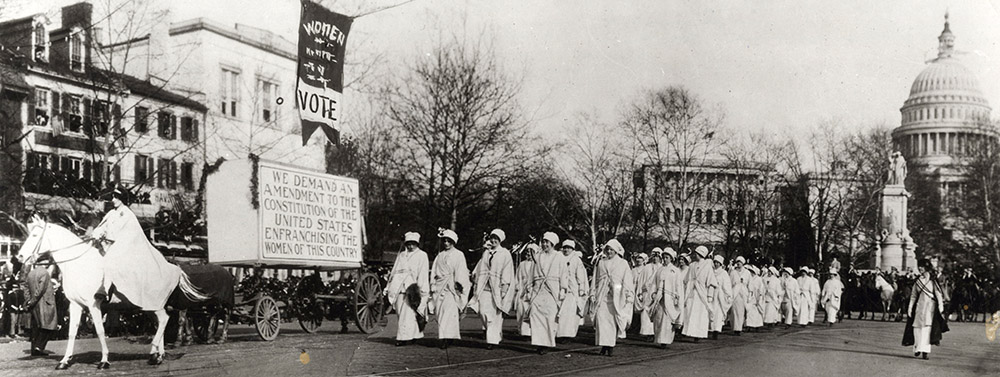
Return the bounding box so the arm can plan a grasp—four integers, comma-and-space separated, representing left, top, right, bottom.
199, 158, 385, 341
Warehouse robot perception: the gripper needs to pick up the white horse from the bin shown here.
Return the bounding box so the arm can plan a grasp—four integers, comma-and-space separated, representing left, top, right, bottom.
19, 219, 208, 370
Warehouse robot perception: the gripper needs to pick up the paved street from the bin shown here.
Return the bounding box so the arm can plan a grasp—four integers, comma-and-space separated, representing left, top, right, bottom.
1, 313, 996, 376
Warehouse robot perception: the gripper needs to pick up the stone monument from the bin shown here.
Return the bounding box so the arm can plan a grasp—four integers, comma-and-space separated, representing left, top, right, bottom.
879, 151, 917, 271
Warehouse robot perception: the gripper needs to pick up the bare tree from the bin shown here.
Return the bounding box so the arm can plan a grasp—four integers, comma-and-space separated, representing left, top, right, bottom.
555, 112, 639, 255
621, 86, 725, 250
381, 34, 537, 231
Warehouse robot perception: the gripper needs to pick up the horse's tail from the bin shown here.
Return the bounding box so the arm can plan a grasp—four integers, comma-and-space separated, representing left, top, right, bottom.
177, 270, 211, 302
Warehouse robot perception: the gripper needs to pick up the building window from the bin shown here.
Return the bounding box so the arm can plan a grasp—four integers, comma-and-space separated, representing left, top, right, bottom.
181, 162, 194, 191
89, 100, 110, 137
258, 79, 278, 122
157, 111, 176, 139
135, 106, 148, 133
66, 96, 82, 132
69, 29, 84, 72
180, 116, 199, 142
33, 88, 50, 126
32, 21, 48, 62
221, 68, 240, 118
135, 154, 152, 183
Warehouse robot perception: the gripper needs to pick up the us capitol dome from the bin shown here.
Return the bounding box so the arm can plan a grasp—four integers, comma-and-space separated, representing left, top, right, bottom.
893, 14, 994, 177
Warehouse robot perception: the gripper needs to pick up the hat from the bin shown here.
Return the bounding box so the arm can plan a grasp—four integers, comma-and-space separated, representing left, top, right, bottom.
650, 247, 663, 256
541, 232, 559, 246
713, 255, 724, 264
782, 267, 793, 275
747, 265, 758, 275
735, 256, 746, 264
489, 229, 506, 242
769, 266, 779, 276
829, 269, 839, 276
695, 246, 710, 257
799, 266, 808, 272
561, 240, 576, 249
679, 254, 691, 263
636, 252, 648, 261
403, 232, 420, 244
525, 243, 540, 254
438, 229, 458, 244
604, 239, 624, 257
662, 247, 677, 259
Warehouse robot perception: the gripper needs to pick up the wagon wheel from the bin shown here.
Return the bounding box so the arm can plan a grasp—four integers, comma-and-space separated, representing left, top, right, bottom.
254, 295, 280, 341
193, 310, 220, 343
298, 302, 323, 333
354, 272, 385, 334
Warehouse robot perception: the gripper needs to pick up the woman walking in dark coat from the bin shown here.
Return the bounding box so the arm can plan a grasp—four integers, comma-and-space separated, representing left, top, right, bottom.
902, 258, 948, 360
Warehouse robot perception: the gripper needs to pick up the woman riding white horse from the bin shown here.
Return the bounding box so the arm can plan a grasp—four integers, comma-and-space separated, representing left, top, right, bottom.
19, 200, 207, 370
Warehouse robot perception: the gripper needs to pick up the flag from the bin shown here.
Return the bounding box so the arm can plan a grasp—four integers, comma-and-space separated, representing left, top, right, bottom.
296, 0, 353, 145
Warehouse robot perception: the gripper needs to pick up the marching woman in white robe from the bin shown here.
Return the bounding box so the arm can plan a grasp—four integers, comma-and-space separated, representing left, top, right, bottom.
651, 248, 684, 348
469, 229, 515, 349
681, 246, 717, 341
676, 254, 691, 331
729, 256, 751, 335
781, 267, 801, 328
710, 255, 733, 338
589, 239, 634, 356
796, 268, 812, 326
904, 258, 947, 360
805, 268, 821, 324
556, 240, 588, 339
635, 250, 660, 338
430, 229, 470, 349
528, 232, 569, 354
763, 267, 783, 326
384, 232, 430, 346
744, 266, 765, 330
514, 244, 538, 337
821, 269, 844, 326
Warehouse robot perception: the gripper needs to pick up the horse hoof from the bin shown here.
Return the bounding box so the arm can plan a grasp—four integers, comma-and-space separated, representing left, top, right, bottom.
96, 361, 111, 369
56, 362, 70, 370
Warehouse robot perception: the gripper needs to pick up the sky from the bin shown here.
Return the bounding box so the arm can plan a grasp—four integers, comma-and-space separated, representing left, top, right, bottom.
11, 0, 1000, 143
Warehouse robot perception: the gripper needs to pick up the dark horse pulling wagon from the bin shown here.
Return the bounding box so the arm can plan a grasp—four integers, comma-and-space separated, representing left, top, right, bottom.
181, 158, 386, 342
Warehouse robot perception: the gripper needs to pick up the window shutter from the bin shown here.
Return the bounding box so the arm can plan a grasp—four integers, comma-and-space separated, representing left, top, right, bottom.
192, 119, 199, 141
113, 103, 122, 132
27, 94, 35, 124
52, 92, 60, 114
83, 98, 92, 136
83, 159, 92, 182
170, 115, 178, 140
134, 155, 142, 182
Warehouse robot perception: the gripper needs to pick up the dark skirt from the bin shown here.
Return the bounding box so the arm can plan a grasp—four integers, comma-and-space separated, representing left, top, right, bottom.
902, 305, 949, 347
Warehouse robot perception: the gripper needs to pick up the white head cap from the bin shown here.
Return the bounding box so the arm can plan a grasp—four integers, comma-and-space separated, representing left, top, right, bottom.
489, 229, 506, 243
713, 255, 724, 264
695, 246, 710, 258
650, 247, 663, 256
662, 247, 677, 259
735, 256, 746, 264
783, 267, 794, 275
403, 232, 420, 244
605, 239, 624, 257
561, 240, 576, 249
438, 229, 458, 244
542, 232, 559, 246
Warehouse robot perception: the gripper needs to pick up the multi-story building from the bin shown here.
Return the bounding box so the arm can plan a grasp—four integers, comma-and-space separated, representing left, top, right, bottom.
103, 11, 326, 172
633, 159, 781, 255
0, 3, 208, 261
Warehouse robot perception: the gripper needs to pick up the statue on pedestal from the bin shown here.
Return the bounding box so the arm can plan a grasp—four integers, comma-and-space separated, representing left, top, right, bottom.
888, 151, 906, 185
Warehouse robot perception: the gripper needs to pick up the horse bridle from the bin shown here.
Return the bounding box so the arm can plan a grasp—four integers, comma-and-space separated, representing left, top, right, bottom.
28, 221, 96, 265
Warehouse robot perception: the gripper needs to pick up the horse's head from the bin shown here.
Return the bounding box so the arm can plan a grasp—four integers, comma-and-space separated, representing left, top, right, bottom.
18, 218, 51, 264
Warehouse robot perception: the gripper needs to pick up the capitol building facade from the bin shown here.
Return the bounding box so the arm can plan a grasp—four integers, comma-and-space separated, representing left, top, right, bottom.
892, 15, 997, 252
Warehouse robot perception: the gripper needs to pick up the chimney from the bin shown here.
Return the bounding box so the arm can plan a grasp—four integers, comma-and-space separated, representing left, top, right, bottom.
61, 2, 93, 29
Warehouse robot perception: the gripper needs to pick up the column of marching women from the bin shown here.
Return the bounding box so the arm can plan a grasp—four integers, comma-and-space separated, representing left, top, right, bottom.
385, 230, 869, 356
